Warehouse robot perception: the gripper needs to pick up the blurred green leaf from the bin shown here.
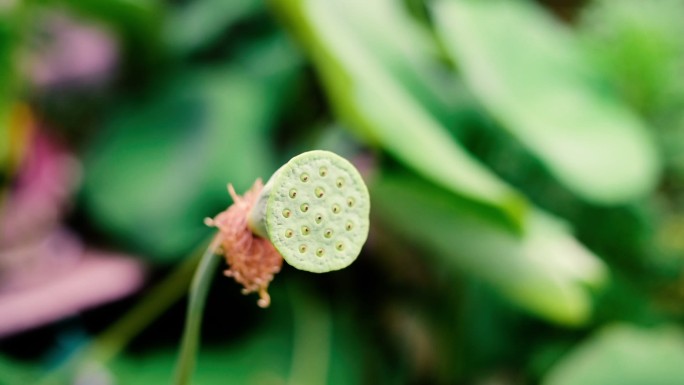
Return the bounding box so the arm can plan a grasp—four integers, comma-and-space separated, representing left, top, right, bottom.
57, 0, 162, 42
579, 0, 684, 177
110, 283, 362, 385
0, 354, 35, 385
579, 0, 684, 116
0, 8, 17, 174
300, 0, 462, 129
82, 65, 285, 260
115, 335, 291, 385
434, 0, 660, 204
166, 0, 263, 54
371, 172, 607, 326
271, 0, 528, 229
543, 324, 684, 385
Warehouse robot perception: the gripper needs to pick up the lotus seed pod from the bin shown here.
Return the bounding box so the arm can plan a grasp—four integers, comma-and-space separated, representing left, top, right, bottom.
248, 150, 370, 273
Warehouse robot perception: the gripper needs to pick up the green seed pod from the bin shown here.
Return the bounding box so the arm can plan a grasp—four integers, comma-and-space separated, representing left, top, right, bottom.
248, 150, 370, 273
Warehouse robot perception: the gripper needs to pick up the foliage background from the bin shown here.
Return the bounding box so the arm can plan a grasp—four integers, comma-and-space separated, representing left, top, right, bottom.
2, 0, 684, 384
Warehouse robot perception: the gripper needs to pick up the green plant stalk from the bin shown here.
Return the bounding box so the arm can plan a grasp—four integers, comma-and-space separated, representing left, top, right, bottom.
35, 237, 211, 385
173, 234, 223, 385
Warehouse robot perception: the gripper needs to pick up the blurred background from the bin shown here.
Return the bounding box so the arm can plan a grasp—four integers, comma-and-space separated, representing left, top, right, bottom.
3, 0, 684, 383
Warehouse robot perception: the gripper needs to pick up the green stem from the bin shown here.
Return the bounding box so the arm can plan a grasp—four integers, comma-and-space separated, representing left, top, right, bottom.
92, 250, 204, 364
172, 234, 223, 385
35, 237, 212, 385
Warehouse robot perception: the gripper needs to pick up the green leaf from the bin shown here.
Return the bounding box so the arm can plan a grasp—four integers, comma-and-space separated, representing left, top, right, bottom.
0, 354, 36, 385
0, 9, 18, 175
112, 284, 362, 385
271, 0, 527, 229
81, 67, 281, 260
579, 0, 684, 116
433, 0, 661, 204
115, 325, 292, 385
165, 0, 263, 54
371, 172, 607, 326
578, 0, 684, 177
543, 324, 684, 385
57, 0, 164, 60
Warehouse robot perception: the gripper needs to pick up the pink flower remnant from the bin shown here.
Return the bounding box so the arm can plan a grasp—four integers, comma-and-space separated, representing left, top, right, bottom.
205, 180, 283, 308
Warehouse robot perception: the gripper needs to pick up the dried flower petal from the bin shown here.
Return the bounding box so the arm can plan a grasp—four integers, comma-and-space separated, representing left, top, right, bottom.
205, 179, 283, 308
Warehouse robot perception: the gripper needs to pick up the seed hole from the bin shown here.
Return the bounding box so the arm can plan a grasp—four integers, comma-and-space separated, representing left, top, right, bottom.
315, 214, 323, 224
285, 229, 294, 238
300, 203, 309, 212
347, 198, 355, 208
299, 244, 307, 253
315, 187, 325, 198
282, 209, 291, 218
319, 167, 328, 177
345, 222, 353, 231
316, 248, 325, 257
289, 189, 297, 199
324, 229, 333, 238
332, 204, 341, 214
336, 178, 344, 188
300, 173, 309, 182
301, 226, 310, 235
335, 242, 344, 251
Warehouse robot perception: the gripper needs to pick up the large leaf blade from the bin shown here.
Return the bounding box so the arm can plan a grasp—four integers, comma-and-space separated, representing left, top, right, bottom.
82, 69, 279, 259
434, 0, 661, 204
543, 324, 684, 385
371, 172, 607, 326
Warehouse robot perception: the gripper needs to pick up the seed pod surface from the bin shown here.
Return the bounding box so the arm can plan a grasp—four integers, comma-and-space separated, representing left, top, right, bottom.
249, 150, 370, 273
